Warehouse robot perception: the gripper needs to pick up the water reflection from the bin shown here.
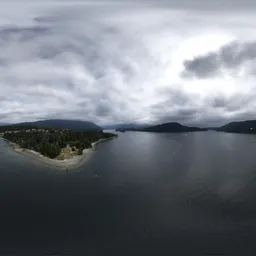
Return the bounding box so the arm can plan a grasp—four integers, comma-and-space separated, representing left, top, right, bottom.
1, 131, 256, 255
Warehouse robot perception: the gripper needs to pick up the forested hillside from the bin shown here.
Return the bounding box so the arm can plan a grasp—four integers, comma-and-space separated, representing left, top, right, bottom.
2, 128, 116, 159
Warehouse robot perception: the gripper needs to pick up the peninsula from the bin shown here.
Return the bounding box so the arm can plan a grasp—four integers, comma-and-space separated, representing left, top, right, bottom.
0, 126, 117, 170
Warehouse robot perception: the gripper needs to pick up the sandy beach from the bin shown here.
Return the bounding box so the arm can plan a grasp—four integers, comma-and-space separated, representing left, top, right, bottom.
5, 137, 115, 170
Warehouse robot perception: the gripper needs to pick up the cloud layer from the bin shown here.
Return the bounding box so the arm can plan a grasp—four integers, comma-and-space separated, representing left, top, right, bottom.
182, 41, 256, 78
0, 1, 256, 126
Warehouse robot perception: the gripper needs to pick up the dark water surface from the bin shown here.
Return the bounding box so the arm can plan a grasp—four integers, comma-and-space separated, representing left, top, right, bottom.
1, 131, 256, 255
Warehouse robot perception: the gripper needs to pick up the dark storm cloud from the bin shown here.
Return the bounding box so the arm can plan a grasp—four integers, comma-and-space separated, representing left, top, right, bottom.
182, 41, 256, 78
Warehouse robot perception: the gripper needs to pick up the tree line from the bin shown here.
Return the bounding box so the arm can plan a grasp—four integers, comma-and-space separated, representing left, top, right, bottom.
2, 127, 116, 159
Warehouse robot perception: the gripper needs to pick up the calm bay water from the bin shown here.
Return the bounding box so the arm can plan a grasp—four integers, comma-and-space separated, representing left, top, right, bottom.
1, 131, 256, 255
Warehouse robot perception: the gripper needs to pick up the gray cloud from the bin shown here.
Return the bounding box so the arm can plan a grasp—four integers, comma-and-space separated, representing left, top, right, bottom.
147, 87, 201, 125
0, 1, 256, 126
210, 92, 256, 112
182, 41, 256, 78
0, 4, 147, 124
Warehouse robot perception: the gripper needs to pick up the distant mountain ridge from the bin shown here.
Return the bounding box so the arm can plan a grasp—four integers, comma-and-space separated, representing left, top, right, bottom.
116, 122, 207, 133
217, 120, 256, 134
142, 122, 207, 133
11, 119, 102, 131
4, 118, 256, 134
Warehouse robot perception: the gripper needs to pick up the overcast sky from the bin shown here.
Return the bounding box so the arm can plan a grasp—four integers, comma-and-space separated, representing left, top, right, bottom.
0, 0, 256, 126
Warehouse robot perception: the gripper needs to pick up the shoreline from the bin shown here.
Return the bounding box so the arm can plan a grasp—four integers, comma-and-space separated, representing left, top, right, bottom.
3, 137, 115, 170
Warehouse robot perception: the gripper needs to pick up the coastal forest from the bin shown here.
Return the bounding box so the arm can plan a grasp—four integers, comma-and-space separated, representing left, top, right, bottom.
1, 127, 116, 159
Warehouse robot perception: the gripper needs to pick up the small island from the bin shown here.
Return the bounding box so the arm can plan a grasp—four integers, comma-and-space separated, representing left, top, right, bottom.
0, 126, 117, 170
